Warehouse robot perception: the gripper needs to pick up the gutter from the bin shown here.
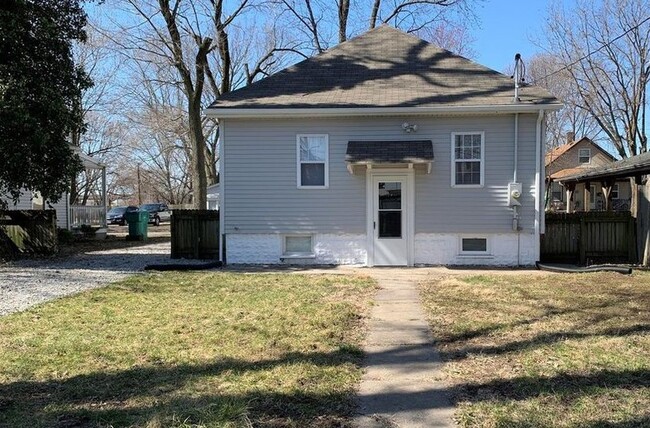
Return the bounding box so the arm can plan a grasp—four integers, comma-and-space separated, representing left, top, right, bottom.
205, 103, 563, 119
535, 109, 544, 240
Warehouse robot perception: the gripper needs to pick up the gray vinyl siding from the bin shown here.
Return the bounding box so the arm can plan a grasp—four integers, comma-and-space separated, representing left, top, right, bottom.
223, 114, 540, 234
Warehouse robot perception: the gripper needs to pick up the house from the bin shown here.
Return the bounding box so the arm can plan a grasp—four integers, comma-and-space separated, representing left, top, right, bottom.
207, 183, 220, 210
558, 151, 650, 264
205, 25, 561, 266
546, 134, 631, 212
1, 149, 108, 230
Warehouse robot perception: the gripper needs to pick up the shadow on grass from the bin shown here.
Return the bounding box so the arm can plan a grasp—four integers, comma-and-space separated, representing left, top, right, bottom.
1, 342, 648, 427
438, 323, 650, 360
0, 350, 361, 427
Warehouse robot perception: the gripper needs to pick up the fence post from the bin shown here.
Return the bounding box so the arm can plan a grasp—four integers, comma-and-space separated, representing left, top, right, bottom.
579, 215, 587, 265
628, 215, 637, 263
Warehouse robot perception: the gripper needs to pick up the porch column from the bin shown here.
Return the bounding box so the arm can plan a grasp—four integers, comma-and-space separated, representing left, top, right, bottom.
601, 179, 614, 212
583, 181, 591, 212
565, 183, 575, 213
102, 166, 107, 227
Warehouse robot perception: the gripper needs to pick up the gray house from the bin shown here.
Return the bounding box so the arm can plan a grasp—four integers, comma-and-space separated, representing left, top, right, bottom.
206, 26, 561, 266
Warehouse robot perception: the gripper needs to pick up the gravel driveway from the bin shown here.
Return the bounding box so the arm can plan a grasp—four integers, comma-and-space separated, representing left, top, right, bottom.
0, 241, 211, 316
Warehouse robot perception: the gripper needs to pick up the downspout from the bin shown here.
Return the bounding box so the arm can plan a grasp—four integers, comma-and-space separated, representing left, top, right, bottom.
218, 119, 225, 264
534, 110, 545, 260
514, 113, 520, 265
513, 113, 519, 183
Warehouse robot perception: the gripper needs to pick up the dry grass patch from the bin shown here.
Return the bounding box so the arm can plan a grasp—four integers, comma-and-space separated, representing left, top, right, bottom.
420, 272, 650, 427
0, 272, 376, 427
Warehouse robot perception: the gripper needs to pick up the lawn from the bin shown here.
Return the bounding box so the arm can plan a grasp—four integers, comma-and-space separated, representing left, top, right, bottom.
420, 272, 650, 428
0, 272, 375, 428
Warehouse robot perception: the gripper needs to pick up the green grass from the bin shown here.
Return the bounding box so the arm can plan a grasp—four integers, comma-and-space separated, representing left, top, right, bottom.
0, 272, 376, 428
419, 272, 650, 428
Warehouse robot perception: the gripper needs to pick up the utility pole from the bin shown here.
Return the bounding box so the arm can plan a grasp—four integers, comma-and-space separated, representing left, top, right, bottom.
137, 164, 142, 205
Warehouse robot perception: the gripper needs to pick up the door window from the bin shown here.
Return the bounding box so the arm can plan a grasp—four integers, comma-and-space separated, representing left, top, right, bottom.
378, 182, 402, 238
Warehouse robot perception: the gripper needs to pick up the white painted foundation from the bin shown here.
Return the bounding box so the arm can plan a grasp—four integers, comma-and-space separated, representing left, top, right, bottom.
414, 232, 538, 266
226, 232, 538, 266
226, 233, 367, 265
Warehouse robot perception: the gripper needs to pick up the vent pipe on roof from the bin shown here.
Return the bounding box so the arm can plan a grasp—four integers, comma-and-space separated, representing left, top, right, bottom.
512, 53, 525, 103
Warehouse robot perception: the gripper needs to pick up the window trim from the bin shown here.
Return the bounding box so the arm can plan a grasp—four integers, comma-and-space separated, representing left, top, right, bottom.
451, 132, 485, 188
459, 236, 490, 255
578, 148, 591, 164
282, 234, 315, 258
611, 183, 620, 199
297, 134, 329, 189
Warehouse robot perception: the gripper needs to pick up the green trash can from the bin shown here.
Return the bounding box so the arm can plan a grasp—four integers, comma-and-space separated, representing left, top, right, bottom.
125, 210, 149, 241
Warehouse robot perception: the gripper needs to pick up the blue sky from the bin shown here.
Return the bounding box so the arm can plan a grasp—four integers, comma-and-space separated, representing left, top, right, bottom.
472, 0, 553, 72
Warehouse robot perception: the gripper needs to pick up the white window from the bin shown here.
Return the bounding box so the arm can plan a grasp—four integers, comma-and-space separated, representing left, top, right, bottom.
579, 148, 591, 164
590, 184, 596, 204
452, 132, 484, 187
551, 182, 564, 202
461, 237, 488, 253
297, 134, 328, 188
611, 184, 620, 199
284, 235, 313, 256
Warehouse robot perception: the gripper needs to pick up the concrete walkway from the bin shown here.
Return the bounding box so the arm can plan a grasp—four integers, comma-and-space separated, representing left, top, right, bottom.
354, 270, 455, 428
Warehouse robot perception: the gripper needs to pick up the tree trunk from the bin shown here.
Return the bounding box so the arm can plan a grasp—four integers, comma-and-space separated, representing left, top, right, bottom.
338, 0, 350, 43
369, 0, 381, 29
189, 97, 207, 209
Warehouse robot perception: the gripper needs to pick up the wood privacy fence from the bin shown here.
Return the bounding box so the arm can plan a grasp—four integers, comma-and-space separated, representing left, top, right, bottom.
171, 210, 219, 259
0, 210, 58, 256
541, 212, 636, 264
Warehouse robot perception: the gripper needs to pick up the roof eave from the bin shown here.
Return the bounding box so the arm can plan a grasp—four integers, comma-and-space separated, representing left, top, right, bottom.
205, 103, 563, 119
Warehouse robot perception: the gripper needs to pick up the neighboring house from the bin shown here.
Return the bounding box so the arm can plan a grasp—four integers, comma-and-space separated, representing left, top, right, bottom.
207, 183, 220, 210
206, 25, 561, 266
546, 135, 631, 212
1, 149, 107, 230
558, 151, 650, 264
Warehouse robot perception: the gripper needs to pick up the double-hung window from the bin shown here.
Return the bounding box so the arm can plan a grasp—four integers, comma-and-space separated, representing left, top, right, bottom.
297, 134, 328, 188
452, 132, 484, 187
579, 148, 591, 164
611, 184, 620, 199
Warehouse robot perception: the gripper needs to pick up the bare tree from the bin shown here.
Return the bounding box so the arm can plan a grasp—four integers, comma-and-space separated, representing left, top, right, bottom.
272, 0, 476, 54
527, 53, 601, 148
70, 27, 125, 206
415, 20, 476, 57
103, 0, 279, 208
543, 0, 650, 157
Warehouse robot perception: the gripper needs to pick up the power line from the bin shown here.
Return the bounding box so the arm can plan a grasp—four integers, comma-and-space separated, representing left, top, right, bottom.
531, 14, 650, 85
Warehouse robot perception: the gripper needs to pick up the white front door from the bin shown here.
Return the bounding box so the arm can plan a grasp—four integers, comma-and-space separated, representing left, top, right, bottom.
373, 176, 408, 266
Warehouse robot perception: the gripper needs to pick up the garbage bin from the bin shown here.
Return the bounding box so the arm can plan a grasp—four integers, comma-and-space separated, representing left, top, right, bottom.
125, 210, 149, 241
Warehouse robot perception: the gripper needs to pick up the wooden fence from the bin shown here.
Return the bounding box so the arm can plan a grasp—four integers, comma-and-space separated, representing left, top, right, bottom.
541, 211, 636, 264
170, 209, 219, 259
0, 210, 58, 256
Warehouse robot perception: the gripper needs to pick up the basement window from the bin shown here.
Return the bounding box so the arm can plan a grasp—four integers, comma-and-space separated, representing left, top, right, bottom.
283, 235, 314, 257
461, 237, 488, 253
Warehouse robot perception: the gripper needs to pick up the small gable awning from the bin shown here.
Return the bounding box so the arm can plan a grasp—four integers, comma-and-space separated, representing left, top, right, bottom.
345, 140, 434, 173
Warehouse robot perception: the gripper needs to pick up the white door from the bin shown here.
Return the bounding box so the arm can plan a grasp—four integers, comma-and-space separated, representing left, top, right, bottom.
373, 176, 408, 266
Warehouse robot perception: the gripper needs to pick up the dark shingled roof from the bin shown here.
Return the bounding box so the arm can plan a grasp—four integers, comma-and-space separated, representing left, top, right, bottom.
346, 140, 434, 164
209, 25, 558, 110
561, 151, 650, 183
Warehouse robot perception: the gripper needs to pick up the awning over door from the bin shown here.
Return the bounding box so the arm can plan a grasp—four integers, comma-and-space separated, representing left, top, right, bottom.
345, 140, 434, 173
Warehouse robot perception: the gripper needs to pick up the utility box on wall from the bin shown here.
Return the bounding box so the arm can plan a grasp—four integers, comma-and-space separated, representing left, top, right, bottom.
508, 182, 523, 207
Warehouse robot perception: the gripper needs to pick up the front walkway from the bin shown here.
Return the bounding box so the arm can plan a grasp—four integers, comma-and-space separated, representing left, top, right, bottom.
354, 269, 455, 428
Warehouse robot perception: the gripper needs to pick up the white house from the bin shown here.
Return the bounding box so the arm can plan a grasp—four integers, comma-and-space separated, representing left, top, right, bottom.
206, 26, 561, 266
1, 150, 107, 230
207, 183, 220, 210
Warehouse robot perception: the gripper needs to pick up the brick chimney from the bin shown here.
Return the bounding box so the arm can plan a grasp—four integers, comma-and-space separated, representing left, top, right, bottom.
566, 131, 575, 144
